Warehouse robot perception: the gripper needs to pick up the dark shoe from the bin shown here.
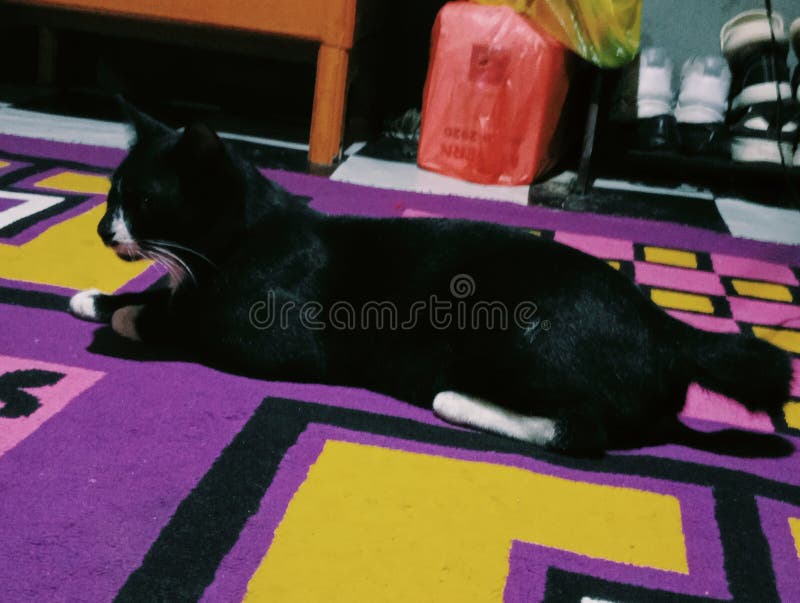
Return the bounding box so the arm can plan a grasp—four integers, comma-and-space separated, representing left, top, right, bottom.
729, 103, 797, 164
721, 10, 793, 119
728, 50, 793, 119
635, 114, 681, 151
678, 122, 730, 156
608, 48, 681, 153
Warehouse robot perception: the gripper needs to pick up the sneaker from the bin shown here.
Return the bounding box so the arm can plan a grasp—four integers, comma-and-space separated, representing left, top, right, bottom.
729, 103, 797, 164
636, 47, 676, 118
721, 10, 792, 115
675, 56, 731, 155
634, 48, 680, 151
722, 10, 798, 164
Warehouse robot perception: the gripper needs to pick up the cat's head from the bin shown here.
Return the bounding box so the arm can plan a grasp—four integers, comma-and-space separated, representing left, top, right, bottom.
98, 99, 245, 267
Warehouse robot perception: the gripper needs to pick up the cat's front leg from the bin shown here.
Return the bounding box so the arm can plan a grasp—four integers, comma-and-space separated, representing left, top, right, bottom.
111, 305, 145, 341
111, 299, 171, 343
69, 289, 170, 324
68, 289, 109, 322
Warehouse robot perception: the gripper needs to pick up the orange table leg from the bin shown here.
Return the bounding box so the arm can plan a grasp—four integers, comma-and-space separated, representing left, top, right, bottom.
308, 43, 350, 166
37, 26, 57, 85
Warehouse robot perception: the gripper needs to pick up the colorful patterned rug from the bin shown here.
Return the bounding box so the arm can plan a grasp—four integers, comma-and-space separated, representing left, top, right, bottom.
1, 133, 800, 602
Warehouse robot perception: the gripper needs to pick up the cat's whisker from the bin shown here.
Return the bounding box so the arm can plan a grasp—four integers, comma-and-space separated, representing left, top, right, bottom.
150, 253, 183, 284
145, 244, 197, 286
144, 239, 216, 267
140, 245, 188, 286
140, 240, 202, 287
161, 249, 196, 285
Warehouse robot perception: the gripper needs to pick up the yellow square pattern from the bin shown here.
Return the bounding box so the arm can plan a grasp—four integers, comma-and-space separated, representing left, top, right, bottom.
732, 279, 793, 303
35, 172, 110, 195
607, 260, 621, 270
245, 441, 688, 601
651, 289, 714, 314
753, 326, 800, 354
790, 517, 800, 559
784, 401, 800, 430
644, 246, 698, 268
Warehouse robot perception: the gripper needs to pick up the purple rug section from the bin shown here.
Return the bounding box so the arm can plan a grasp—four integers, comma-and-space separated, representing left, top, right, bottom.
2, 133, 800, 602
0, 134, 126, 169
2, 133, 799, 264
0, 304, 455, 602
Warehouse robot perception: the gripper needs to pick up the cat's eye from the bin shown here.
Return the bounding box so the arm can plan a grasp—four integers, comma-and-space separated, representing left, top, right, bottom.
129, 193, 152, 211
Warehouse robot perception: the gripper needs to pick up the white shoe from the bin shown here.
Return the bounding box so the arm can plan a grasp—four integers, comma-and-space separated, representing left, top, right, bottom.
675, 56, 731, 123
637, 48, 675, 118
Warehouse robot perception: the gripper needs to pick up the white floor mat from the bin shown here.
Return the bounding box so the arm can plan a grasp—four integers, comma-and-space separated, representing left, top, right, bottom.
331, 155, 530, 205
716, 197, 800, 245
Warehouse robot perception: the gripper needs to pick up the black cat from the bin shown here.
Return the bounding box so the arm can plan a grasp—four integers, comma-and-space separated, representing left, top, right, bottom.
69, 102, 792, 455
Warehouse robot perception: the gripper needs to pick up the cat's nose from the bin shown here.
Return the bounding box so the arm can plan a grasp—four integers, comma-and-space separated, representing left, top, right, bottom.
97, 214, 116, 246
99, 229, 115, 246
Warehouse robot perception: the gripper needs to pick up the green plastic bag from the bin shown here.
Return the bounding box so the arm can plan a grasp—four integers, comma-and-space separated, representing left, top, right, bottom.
472, 0, 642, 67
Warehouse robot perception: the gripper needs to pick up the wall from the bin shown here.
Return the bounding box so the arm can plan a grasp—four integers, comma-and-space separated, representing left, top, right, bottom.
641, 0, 799, 70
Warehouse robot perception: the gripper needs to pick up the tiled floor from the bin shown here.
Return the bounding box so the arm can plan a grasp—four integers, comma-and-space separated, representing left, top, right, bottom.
340, 135, 800, 245
1, 102, 799, 246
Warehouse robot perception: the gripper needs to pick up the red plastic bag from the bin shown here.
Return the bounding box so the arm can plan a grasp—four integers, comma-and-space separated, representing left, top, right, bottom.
418, 2, 573, 185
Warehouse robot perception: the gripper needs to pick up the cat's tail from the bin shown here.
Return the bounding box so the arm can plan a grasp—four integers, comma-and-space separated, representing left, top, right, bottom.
681, 326, 793, 413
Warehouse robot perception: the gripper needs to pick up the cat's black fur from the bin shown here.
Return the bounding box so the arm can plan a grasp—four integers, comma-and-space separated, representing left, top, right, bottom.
72, 102, 793, 455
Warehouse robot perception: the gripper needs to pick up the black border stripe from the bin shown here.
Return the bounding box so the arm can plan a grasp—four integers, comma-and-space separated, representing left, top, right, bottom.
713, 486, 780, 603
0, 285, 69, 312
0, 164, 50, 188
544, 566, 716, 602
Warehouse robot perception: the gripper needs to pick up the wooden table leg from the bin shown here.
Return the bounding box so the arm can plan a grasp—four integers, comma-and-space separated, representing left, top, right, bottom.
37, 26, 57, 85
309, 43, 350, 166
573, 68, 602, 197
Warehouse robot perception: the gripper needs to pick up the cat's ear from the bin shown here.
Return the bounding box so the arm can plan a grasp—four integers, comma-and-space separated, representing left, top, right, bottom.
174, 123, 227, 169
115, 95, 172, 145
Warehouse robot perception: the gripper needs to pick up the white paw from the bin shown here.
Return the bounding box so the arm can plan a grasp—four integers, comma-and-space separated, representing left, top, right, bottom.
69, 289, 103, 321
112, 305, 144, 342
432, 390, 556, 445
432, 391, 468, 422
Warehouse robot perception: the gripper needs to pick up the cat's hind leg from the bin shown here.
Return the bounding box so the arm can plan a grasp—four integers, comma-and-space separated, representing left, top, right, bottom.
432, 391, 557, 446
433, 391, 608, 455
